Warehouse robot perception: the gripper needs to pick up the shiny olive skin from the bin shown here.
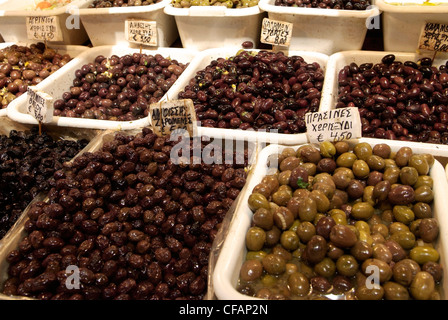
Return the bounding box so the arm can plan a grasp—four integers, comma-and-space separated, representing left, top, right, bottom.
246, 227, 266, 251
410, 271, 435, 300
240, 259, 263, 282
393, 259, 421, 286
262, 254, 286, 275
383, 282, 410, 300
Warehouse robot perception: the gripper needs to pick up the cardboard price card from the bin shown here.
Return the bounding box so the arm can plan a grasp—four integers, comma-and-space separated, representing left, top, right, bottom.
305, 107, 362, 143
26, 87, 54, 123
418, 22, 448, 52
149, 99, 197, 137
125, 19, 158, 46
26, 16, 63, 42
260, 18, 293, 46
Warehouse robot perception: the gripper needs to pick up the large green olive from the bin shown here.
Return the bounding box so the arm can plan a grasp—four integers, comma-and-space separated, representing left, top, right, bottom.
246, 227, 266, 251
288, 272, 310, 296
392, 259, 421, 286
252, 183, 272, 199
413, 202, 432, 219
280, 230, 300, 251
332, 167, 354, 189
414, 185, 434, 203
248, 192, 270, 211
273, 207, 295, 230
356, 285, 384, 300
272, 189, 292, 206
253, 208, 274, 230
410, 271, 435, 300
262, 253, 286, 275
309, 189, 330, 213
296, 221, 316, 243
240, 259, 263, 282
278, 170, 292, 185
336, 152, 358, 168
320, 141, 336, 158
261, 175, 279, 194
410, 246, 440, 265
314, 257, 336, 278
336, 255, 359, 277
334, 141, 350, 155
298, 197, 318, 222
383, 282, 410, 300
351, 202, 375, 220
372, 143, 391, 159
393, 205, 415, 225
390, 230, 415, 250
352, 159, 370, 179
414, 175, 433, 189
399, 166, 419, 186
383, 167, 401, 184
395, 147, 413, 167
408, 155, 429, 175
301, 163, 317, 176
354, 142, 373, 161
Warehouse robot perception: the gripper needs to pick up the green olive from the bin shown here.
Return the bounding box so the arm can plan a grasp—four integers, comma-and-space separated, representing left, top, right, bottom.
332, 167, 354, 189
336, 255, 359, 277
408, 155, 429, 175
352, 159, 370, 179
253, 208, 274, 230
356, 285, 384, 300
392, 205, 415, 225
392, 258, 421, 286
336, 152, 358, 168
309, 190, 330, 213
383, 167, 401, 184
354, 142, 373, 161
366, 155, 386, 171
414, 185, 434, 203
252, 183, 272, 199
390, 230, 415, 250
410, 271, 435, 300
298, 197, 318, 222
395, 147, 413, 167
410, 246, 440, 265
246, 226, 266, 251
296, 221, 316, 243
334, 141, 350, 155
351, 202, 375, 220
248, 192, 270, 211
414, 175, 433, 189
246, 250, 267, 260
413, 202, 432, 219
320, 141, 336, 158
262, 253, 286, 275
362, 258, 393, 283
240, 259, 263, 282
399, 167, 419, 186
422, 154, 435, 168
383, 282, 410, 300
278, 170, 292, 185
272, 189, 292, 206
288, 272, 310, 296
301, 162, 317, 176
261, 175, 279, 194
314, 257, 336, 278
280, 230, 300, 251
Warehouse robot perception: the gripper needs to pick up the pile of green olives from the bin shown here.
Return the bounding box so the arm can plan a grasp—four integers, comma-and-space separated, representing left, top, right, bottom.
237, 141, 443, 300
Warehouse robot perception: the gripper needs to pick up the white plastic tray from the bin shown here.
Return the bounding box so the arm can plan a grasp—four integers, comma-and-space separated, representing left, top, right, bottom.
258, 0, 380, 55
376, 0, 448, 52
164, 47, 329, 145
321, 50, 448, 156
0, 41, 89, 118
164, 4, 264, 51
7, 45, 197, 130
0, 0, 89, 45
78, 0, 178, 47
213, 139, 448, 300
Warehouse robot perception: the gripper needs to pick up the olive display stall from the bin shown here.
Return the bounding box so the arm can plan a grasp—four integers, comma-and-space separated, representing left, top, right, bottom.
0, 0, 448, 302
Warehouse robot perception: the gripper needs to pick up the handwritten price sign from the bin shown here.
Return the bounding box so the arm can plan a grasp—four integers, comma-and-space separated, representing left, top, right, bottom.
260, 18, 293, 46
149, 99, 197, 137
418, 22, 448, 52
125, 19, 158, 46
305, 107, 362, 143
26, 16, 63, 42
26, 87, 54, 124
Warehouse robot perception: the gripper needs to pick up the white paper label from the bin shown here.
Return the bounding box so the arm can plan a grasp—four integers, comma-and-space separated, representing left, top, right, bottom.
260, 18, 293, 46
149, 99, 197, 137
125, 19, 158, 46
26, 87, 54, 123
305, 107, 362, 143
26, 16, 63, 42
418, 22, 448, 52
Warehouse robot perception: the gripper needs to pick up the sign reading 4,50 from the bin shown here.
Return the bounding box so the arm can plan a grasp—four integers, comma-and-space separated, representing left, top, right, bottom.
330, 131, 353, 142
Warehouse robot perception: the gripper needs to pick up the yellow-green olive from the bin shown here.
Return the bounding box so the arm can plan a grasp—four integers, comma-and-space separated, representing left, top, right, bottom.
298, 197, 318, 222
262, 253, 286, 275
248, 192, 270, 211
392, 205, 415, 225
390, 230, 415, 250
320, 141, 336, 158
355, 285, 384, 300
296, 221, 316, 243
414, 185, 434, 203
410, 271, 435, 300
246, 227, 266, 251
336, 255, 359, 277
399, 166, 419, 186
408, 155, 429, 175
414, 175, 433, 189
280, 230, 300, 251
288, 272, 310, 296
351, 202, 375, 220
383, 282, 410, 300
410, 246, 440, 265
352, 159, 370, 179
336, 152, 358, 168
354, 142, 373, 161
314, 257, 336, 278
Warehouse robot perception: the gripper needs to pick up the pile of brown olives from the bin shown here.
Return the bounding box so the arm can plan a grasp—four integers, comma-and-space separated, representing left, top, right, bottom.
89, 0, 161, 7
336, 54, 448, 144
2, 128, 248, 300
238, 141, 442, 300
274, 0, 371, 9
171, 0, 259, 8
0, 128, 89, 240
53, 53, 188, 121
177, 50, 325, 133
0, 43, 72, 109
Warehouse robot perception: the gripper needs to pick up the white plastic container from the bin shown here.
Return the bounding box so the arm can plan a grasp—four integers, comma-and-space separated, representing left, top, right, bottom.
7, 45, 197, 130
376, 0, 448, 52
164, 47, 329, 145
78, 0, 178, 47
0, 41, 89, 118
258, 0, 380, 55
164, 4, 264, 51
321, 50, 448, 156
0, 0, 89, 45
213, 140, 448, 300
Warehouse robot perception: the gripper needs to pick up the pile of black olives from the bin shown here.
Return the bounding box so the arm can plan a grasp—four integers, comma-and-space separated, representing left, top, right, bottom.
238, 141, 442, 300
337, 54, 448, 144
53, 53, 188, 121
177, 49, 324, 134
89, 0, 162, 7
0, 128, 89, 240
2, 128, 248, 300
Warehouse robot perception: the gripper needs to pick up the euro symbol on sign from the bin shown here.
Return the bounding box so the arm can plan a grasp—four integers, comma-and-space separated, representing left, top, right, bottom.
317, 134, 324, 142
